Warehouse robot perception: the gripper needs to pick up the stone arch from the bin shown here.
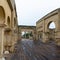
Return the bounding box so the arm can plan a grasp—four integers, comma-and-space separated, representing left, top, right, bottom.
47, 21, 56, 41
7, 16, 10, 27
0, 6, 5, 24
48, 21, 56, 30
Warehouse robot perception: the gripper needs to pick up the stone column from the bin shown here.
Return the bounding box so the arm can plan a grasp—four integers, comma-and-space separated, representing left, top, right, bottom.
36, 31, 38, 40
0, 25, 5, 58
32, 31, 36, 40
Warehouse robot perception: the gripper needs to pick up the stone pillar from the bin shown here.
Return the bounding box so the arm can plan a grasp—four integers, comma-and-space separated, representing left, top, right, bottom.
11, 33, 14, 53
43, 32, 49, 43
36, 31, 39, 40
33, 30, 36, 40
43, 32, 46, 42
0, 25, 5, 58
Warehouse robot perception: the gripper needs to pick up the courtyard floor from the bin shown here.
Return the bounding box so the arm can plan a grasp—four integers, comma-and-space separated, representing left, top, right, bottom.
6, 39, 60, 60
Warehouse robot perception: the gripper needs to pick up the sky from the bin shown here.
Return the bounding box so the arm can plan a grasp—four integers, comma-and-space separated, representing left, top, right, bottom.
15, 0, 60, 26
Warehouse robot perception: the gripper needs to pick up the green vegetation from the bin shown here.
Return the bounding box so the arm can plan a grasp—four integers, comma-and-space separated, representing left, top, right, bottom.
22, 32, 33, 39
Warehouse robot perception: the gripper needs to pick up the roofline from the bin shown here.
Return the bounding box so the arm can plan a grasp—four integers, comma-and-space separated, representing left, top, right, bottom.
18, 25, 36, 27
36, 8, 60, 24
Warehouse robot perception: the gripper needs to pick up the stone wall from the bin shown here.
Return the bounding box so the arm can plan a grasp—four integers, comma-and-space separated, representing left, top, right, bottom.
36, 8, 60, 46
0, 0, 18, 58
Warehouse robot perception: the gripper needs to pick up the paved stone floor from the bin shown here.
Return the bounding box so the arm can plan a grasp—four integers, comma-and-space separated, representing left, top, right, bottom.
5, 39, 60, 60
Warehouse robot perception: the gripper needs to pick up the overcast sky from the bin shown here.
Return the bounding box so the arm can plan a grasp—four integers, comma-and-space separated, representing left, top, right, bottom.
15, 0, 60, 26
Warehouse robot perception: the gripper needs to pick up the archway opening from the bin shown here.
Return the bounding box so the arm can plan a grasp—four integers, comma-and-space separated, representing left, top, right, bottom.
48, 22, 56, 29
48, 22, 56, 42
21, 31, 30, 39
0, 6, 5, 24
21, 31, 33, 39
21, 31, 25, 38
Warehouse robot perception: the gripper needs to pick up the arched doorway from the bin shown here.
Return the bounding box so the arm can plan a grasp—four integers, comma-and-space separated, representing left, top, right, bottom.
48, 22, 56, 29
21, 31, 33, 40
48, 21, 56, 42
0, 6, 5, 24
